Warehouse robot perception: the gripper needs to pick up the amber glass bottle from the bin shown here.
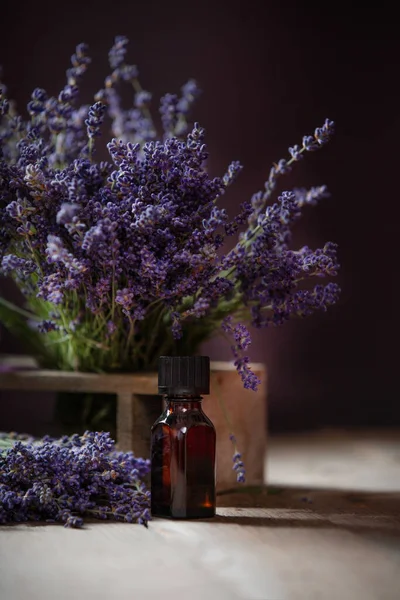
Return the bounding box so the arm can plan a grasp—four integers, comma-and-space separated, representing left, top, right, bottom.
150, 356, 216, 519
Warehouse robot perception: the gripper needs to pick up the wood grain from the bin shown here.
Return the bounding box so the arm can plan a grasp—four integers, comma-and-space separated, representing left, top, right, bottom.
116, 392, 161, 458
0, 369, 159, 394
1, 504, 399, 600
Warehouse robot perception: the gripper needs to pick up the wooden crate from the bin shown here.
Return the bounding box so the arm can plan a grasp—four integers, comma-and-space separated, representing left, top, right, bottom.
0, 359, 267, 488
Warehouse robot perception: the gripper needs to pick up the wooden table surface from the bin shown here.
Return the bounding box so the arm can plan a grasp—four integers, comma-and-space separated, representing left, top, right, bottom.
1, 429, 400, 600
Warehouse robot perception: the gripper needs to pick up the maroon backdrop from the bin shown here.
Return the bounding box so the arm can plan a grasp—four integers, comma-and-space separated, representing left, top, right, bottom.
0, 1, 399, 431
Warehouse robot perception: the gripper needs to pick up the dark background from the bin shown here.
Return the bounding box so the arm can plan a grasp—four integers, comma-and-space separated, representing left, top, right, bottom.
0, 1, 398, 433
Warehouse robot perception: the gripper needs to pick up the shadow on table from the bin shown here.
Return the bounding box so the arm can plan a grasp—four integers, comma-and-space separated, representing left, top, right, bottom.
213, 485, 400, 534
3, 486, 400, 534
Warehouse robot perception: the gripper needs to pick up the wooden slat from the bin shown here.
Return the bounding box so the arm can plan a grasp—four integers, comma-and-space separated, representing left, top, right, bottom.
130, 394, 161, 458
116, 393, 135, 452
0, 369, 159, 394
0, 360, 250, 395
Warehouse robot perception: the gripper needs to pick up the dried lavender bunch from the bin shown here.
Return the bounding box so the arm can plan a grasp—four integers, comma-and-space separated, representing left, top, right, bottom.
0, 36, 340, 390
0, 431, 151, 527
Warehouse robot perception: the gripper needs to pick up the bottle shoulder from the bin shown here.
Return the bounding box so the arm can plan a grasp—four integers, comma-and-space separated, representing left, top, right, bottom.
151, 409, 215, 431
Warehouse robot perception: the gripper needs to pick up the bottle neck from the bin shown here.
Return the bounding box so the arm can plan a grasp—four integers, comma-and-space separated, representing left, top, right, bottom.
164, 395, 203, 411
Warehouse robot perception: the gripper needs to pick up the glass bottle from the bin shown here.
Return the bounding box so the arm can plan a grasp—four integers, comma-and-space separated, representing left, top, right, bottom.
150, 356, 216, 519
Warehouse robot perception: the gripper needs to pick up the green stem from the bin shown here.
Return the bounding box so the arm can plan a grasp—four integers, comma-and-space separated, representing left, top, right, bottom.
87, 138, 95, 162
26, 238, 44, 278
0, 296, 41, 321
124, 315, 136, 361
144, 305, 166, 366
111, 260, 116, 321
44, 334, 72, 346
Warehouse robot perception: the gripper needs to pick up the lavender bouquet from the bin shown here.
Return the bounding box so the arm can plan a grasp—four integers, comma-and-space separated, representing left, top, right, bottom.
0, 431, 151, 527
0, 36, 340, 388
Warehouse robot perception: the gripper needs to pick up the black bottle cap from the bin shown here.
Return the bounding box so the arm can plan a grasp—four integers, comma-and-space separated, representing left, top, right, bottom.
158, 356, 210, 396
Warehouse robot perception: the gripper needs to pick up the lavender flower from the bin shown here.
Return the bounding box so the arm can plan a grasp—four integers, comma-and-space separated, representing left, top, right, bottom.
229, 433, 246, 483
115, 288, 134, 311
223, 160, 243, 187
0, 87, 9, 116
222, 317, 261, 390
0, 431, 151, 527
160, 93, 179, 136
37, 319, 59, 333
294, 185, 329, 207
0, 36, 340, 386
46, 235, 86, 274
1, 254, 35, 275
134, 91, 152, 108
56, 203, 80, 225
85, 101, 106, 139
233, 323, 252, 352
288, 145, 302, 161
177, 79, 200, 114
108, 35, 129, 69
67, 43, 91, 86
27, 88, 48, 115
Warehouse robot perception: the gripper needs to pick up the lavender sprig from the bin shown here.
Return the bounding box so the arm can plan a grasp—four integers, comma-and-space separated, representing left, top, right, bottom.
247, 118, 334, 228
85, 101, 106, 157
229, 434, 246, 483
0, 431, 151, 528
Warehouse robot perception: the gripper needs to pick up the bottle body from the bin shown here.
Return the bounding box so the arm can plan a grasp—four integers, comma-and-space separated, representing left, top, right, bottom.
151, 397, 216, 519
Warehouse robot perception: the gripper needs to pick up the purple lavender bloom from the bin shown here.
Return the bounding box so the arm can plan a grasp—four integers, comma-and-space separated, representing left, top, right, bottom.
0, 431, 151, 527
108, 36, 129, 69
233, 323, 252, 352
223, 160, 243, 187
1, 254, 35, 275
229, 433, 246, 483
160, 93, 178, 136
294, 185, 329, 207
67, 43, 91, 86
115, 288, 134, 311
0, 37, 340, 387
302, 135, 319, 152
58, 85, 79, 105
31, 88, 47, 102
119, 64, 139, 82
274, 158, 291, 174
46, 235, 86, 274
176, 79, 201, 115
288, 145, 302, 161
234, 356, 261, 391
0, 87, 9, 116
56, 203, 80, 225
134, 91, 152, 108
222, 317, 260, 390
82, 225, 105, 252
192, 297, 210, 318
64, 515, 84, 528
24, 163, 46, 189
314, 119, 334, 145
171, 312, 183, 339
85, 101, 106, 139
37, 320, 59, 333
27, 88, 48, 115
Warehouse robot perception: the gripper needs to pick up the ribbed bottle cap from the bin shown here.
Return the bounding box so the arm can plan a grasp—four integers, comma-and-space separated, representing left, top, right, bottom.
158, 356, 210, 395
